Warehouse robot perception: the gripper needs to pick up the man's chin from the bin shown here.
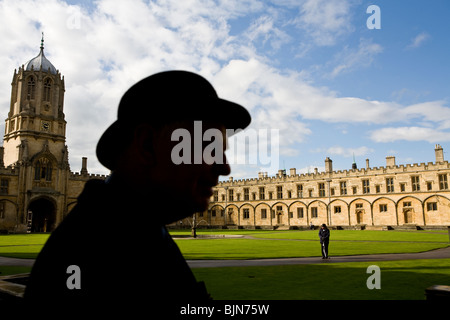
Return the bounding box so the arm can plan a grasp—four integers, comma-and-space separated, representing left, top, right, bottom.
189, 200, 209, 216
161, 199, 209, 225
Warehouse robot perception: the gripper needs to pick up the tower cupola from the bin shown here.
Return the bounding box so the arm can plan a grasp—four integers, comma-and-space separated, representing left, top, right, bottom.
25, 33, 57, 75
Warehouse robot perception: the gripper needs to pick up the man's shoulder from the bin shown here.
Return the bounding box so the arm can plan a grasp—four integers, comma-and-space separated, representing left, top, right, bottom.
41, 179, 109, 250
78, 179, 108, 202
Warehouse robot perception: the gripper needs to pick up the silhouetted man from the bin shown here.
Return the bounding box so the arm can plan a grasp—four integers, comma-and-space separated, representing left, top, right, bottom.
24, 71, 251, 312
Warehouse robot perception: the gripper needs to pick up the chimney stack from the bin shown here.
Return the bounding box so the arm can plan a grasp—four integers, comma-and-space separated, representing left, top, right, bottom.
81, 157, 88, 175
435, 144, 444, 163
289, 168, 296, 176
386, 156, 396, 167
278, 169, 286, 177
325, 157, 333, 173
366, 159, 370, 169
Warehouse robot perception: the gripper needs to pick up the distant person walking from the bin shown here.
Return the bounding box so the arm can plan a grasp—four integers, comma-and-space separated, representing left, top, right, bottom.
319, 224, 330, 259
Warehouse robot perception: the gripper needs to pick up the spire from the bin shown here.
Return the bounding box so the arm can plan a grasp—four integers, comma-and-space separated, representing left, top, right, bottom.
40, 32, 44, 51
25, 33, 57, 74
352, 153, 357, 169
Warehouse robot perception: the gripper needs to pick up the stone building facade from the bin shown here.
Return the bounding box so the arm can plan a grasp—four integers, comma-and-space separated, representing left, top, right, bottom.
182, 145, 450, 229
0, 38, 105, 233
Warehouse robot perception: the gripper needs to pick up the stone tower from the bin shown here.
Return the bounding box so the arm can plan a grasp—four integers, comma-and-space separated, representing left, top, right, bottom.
2, 35, 70, 232
3, 34, 68, 168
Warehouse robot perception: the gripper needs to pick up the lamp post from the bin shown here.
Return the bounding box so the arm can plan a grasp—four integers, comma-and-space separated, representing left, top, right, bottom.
326, 179, 331, 226
191, 213, 197, 238
224, 186, 228, 226
27, 210, 33, 233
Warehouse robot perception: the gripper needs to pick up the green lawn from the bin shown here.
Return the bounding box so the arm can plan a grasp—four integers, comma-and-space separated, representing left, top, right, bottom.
0, 230, 448, 300
171, 228, 449, 241
0, 266, 32, 276
172, 229, 449, 259
192, 259, 450, 300
0, 234, 49, 259
0, 230, 448, 260
248, 229, 449, 242
175, 238, 447, 259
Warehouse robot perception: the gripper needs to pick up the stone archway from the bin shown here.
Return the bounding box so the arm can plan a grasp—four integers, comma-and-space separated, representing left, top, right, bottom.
28, 197, 56, 232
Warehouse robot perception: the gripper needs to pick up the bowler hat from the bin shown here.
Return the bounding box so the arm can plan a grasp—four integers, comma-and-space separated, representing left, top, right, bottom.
96, 70, 251, 170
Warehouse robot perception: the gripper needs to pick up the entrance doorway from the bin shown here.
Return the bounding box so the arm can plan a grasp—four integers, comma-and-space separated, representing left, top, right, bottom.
356, 210, 364, 224
277, 212, 282, 224
404, 210, 413, 224
276, 206, 283, 225
28, 198, 56, 232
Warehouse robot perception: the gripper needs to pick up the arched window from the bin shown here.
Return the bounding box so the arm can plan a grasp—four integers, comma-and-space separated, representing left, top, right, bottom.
43, 78, 52, 102
27, 76, 36, 100
34, 158, 53, 181
0, 201, 5, 219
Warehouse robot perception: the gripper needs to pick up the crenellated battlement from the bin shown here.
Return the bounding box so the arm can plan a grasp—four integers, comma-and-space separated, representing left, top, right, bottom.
218, 155, 449, 188
69, 172, 108, 180
69, 157, 108, 180
0, 164, 18, 175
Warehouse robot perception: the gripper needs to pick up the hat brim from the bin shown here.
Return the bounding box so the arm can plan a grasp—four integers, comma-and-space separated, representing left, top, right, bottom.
96, 98, 251, 170
96, 121, 124, 171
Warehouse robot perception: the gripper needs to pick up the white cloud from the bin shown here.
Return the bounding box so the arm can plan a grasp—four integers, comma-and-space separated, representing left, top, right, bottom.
297, 165, 325, 174
214, 56, 450, 155
311, 146, 374, 157
407, 32, 430, 49
0, 0, 448, 179
398, 101, 450, 129
328, 38, 383, 78
327, 146, 374, 157
370, 127, 450, 143
293, 0, 354, 46
0, 0, 258, 174
244, 14, 291, 51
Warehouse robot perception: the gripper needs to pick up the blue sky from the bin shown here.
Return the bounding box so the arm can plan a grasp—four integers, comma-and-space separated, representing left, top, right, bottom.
0, 0, 449, 178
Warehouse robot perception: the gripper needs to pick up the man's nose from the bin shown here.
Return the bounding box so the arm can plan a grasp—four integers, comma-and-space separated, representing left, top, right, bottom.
212, 154, 231, 177
214, 161, 231, 177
